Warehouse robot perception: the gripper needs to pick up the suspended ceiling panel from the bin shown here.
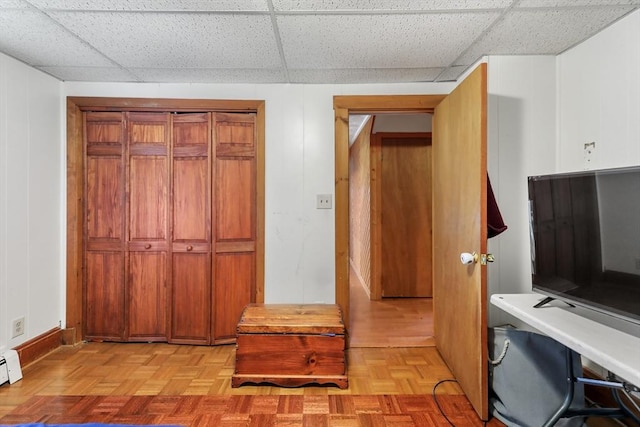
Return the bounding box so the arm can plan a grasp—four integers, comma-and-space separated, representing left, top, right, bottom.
0, 0, 637, 84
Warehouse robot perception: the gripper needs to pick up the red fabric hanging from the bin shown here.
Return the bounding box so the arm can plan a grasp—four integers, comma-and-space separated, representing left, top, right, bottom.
487, 175, 508, 238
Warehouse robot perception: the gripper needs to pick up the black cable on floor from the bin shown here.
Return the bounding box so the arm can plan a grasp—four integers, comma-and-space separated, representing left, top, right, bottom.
432, 379, 459, 427
432, 379, 489, 427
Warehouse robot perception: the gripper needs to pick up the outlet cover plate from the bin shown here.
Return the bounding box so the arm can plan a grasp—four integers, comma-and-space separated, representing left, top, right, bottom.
11, 317, 25, 339
317, 194, 332, 209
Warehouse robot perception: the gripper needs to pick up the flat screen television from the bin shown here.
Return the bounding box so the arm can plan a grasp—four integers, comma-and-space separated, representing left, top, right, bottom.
528, 165, 640, 325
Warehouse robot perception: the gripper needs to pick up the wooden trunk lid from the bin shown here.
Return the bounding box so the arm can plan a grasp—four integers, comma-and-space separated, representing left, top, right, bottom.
236, 304, 345, 335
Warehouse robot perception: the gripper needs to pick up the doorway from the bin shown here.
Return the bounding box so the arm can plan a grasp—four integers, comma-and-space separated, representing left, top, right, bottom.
347, 112, 435, 347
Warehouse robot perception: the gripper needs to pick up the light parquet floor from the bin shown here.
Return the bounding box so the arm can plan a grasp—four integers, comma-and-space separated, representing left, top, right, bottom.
348, 268, 434, 348
0, 275, 506, 425
0, 343, 463, 413
0, 343, 503, 426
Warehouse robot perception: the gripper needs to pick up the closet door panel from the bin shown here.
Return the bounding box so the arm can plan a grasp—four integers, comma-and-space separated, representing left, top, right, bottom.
173, 159, 209, 241
213, 113, 256, 343
213, 252, 254, 342
171, 253, 210, 344
82, 108, 259, 345
86, 157, 124, 242
127, 113, 170, 341
128, 252, 167, 340
129, 156, 168, 241
215, 112, 255, 157
85, 252, 125, 339
170, 113, 212, 345
216, 159, 254, 241
84, 112, 125, 340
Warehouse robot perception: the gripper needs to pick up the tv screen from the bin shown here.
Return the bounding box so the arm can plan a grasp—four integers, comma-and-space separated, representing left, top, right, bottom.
528, 166, 640, 325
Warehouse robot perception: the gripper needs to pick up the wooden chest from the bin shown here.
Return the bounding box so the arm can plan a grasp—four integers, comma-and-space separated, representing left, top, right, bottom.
232, 304, 348, 389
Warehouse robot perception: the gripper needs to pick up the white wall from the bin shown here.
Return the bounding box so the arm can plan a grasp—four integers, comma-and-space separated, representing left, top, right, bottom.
62, 81, 454, 307
557, 9, 640, 172
3, 9, 636, 352
486, 55, 558, 327
0, 52, 62, 352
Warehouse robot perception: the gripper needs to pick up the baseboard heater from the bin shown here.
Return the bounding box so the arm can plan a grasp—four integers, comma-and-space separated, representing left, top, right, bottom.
0, 349, 23, 386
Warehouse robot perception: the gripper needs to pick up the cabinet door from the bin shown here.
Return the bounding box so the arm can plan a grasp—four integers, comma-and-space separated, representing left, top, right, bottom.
213, 113, 256, 342
170, 113, 212, 344
84, 112, 126, 340
126, 113, 170, 341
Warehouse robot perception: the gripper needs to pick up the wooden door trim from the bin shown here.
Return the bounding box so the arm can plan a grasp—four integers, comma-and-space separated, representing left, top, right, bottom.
333, 95, 445, 326
369, 133, 382, 301
66, 97, 265, 344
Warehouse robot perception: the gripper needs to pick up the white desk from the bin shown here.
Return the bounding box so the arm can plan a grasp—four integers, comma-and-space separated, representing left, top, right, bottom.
490, 293, 640, 387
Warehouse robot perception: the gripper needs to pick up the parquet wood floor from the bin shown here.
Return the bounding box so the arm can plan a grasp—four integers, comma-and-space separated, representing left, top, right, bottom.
0, 343, 504, 426
0, 274, 505, 426
0, 394, 496, 426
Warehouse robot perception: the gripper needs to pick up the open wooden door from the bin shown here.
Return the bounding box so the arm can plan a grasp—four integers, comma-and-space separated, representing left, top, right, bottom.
432, 63, 488, 420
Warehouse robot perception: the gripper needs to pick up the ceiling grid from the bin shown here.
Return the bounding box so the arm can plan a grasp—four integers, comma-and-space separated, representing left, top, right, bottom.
0, 0, 637, 83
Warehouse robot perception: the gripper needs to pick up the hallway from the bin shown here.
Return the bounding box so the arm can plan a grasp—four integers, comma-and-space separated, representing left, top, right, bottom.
349, 268, 434, 348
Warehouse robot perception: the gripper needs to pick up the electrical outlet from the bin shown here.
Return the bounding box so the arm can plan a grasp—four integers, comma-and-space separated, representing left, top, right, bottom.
317, 194, 332, 209
583, 141, 596, 168
11, 317, 25, 339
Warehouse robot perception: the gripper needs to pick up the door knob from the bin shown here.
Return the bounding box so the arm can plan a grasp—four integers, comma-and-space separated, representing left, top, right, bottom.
460, 252, 494, 265
460, 252, 478, 265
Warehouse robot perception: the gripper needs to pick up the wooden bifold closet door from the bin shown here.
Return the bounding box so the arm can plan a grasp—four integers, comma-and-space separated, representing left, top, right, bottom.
83, 111, 256, 345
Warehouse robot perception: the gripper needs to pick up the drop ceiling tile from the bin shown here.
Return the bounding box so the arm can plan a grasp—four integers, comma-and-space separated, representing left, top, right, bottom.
133, 67, 286, 83
273, 0, 512, 11
27, 0, 268, 11
0, 0, 28, 8
48, 12, 281, 68
288, 67, 443, 83
0, 9, 115, 67
38, 65, 140, 81
279, 13, 499, 69
518, 0, 639, 7
456, 7, 635, 64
